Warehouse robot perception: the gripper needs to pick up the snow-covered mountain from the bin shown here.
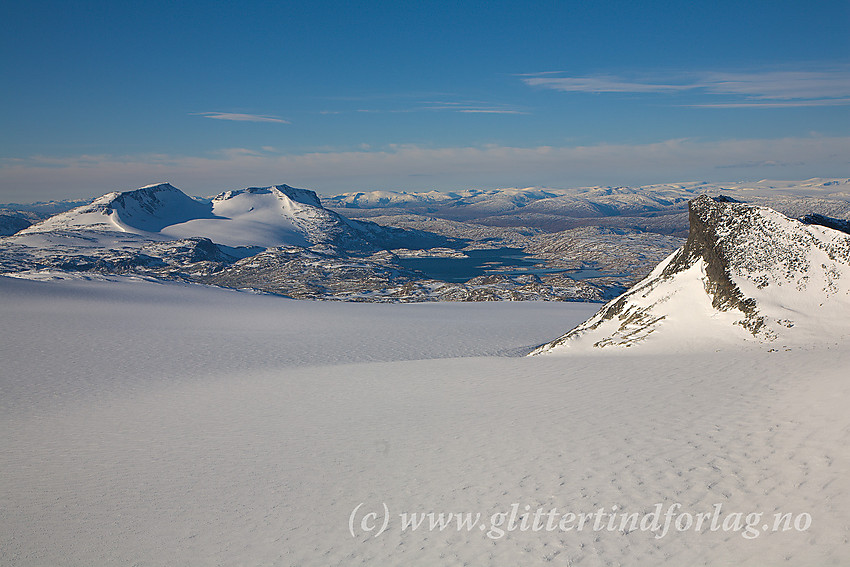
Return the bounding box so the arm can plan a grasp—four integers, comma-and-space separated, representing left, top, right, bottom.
17, 182, 447, 251
19, 183, 215, 235
324, 185, 691, 220
532, 195, 850, 353
326, 178, 850, 215
323, 187, 565, 217
7, 178, 850, 238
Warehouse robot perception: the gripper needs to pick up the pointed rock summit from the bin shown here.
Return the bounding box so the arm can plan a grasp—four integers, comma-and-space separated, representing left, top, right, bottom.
532, 195, 850, 353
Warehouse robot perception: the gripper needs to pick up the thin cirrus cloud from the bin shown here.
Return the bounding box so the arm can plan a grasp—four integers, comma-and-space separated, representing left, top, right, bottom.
319, 99, 527, 115
420, 101, 528, 114
521, 75, 690, 93
192, 112, 290, 124
521, 69, 850, 106
689, 97, 850, 109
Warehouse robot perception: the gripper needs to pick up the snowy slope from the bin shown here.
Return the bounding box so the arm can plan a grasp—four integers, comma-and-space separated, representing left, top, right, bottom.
19, 183, 215, 234
1, 276, 848, 565
16, 183, 443, 251
161, 185, 322, 247
533, 195, 850, 353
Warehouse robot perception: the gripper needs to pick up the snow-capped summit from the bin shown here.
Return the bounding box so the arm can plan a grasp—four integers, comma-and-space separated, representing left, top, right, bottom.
15, 182, 453, 251
532, 195, 850, 353
162, 183, 448, 250
213, 184, 323, 208
160, 184, 334, 247
19, 182, 215, 235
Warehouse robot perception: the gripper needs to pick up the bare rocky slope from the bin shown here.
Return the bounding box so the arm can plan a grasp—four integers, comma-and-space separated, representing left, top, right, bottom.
532, 195, 850, 352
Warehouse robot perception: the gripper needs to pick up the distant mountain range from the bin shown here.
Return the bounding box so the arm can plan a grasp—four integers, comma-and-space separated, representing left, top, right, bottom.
323, 178, 850, 235
2, 179, 849, 304
5, 178, 849, 237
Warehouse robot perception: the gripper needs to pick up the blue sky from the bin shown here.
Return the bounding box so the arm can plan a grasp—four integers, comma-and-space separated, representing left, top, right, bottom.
1, 0, 848, 201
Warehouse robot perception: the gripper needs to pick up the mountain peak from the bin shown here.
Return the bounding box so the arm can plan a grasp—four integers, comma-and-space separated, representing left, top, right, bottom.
20, 183, 213, 234
532, 195, 850, 353
88, 182, 176, 205
213, 184, 322, 208
13, 181, 440, 251
101, 183, 213, 232
139, 182, 178, 191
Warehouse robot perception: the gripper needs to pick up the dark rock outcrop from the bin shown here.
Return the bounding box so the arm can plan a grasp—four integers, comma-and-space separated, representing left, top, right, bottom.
532, 195, 850, 353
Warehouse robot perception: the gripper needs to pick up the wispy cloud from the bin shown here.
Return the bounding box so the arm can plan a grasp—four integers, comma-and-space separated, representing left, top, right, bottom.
456, 109, 526, 114
698, 71, 850, 100
687, 98, 850, 108
421, 101, 528, 114
522, 75, 689, 93
319, 99, 527, 116
192, 112, 290, 124
3, 136, 848, 201
521, 68, 850, 107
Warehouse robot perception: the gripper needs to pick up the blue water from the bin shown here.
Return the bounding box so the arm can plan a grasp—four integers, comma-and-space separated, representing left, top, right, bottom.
395, 248, 623, 283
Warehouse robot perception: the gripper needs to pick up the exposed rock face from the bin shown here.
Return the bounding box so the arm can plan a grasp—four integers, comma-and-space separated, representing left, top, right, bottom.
532, 195, 850, 353
662, 196, 767, 334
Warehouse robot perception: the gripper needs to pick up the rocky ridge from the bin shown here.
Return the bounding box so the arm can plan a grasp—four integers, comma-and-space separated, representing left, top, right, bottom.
532, 195, 850, 352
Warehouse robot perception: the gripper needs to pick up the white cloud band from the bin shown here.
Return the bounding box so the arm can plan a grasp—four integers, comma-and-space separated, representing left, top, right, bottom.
2, 137, 848, 201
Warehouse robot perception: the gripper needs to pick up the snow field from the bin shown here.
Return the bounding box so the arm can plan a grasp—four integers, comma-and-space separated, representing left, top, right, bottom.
1, 276, 848, 565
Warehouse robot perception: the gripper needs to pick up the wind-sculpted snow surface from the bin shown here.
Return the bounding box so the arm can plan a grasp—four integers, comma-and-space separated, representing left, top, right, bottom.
533, 195, 850, 352
1, 276, 849, 565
